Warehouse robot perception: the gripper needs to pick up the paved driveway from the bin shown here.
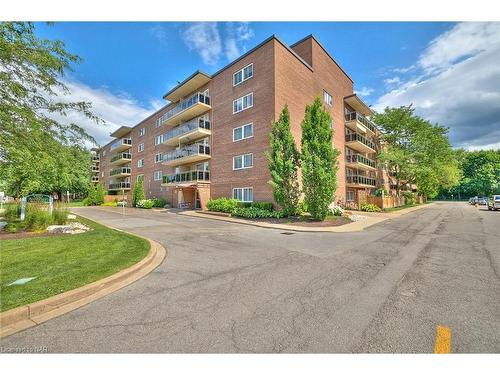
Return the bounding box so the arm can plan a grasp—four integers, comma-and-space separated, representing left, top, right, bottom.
1, 202, 499, 353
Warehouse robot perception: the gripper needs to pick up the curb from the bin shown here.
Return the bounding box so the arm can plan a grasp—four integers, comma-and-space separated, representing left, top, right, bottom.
178, 203, 433, 233
0, 218, 166, 339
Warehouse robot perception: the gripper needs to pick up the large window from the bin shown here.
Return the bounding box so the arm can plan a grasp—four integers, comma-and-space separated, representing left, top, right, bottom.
153, 171, 162, 181
233, 123, 253, 142
233, 187, 253, 202
137, 159, 144, 168
233, 93, 253, 114
137, 174, 144, 182
233, 153, 253, 170
154, 135, 163, 145
323, 90, 333, 106
233, 63, 253, 86
138, 143, 144, 152
138, 128, 145, 137
154, 153, 162, 163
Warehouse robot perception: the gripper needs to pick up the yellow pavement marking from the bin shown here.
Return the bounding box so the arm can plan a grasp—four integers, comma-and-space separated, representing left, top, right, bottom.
434, 325, 452, 353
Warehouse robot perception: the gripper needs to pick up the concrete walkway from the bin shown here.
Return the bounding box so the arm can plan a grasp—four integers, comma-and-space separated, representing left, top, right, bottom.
1, 202, 499, 353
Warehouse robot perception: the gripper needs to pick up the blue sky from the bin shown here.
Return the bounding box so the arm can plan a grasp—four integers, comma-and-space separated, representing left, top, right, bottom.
34, 22, 500, 149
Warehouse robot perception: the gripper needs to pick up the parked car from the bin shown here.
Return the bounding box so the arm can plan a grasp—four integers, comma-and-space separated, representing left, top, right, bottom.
469, 197, 476, 205
477, 197, 488, 205
487, 195, 500, 211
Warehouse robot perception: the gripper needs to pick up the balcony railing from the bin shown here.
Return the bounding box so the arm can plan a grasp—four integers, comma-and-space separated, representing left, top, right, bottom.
163, 170, 210, 184
109, 182, 131, 190
91, 176, 99, 182
91, 166, 99, 172
92, 156, 100, 162
162, 143, 210, 163
110, 153, 132, 163
110, 167, 131, 176
345, 112, 377, 133
346, 154, 376, 168
163, 117, 211, 143
345, 133, 376, 151
110, 138, 132, 151
346, 175, 376, 186
156, 92, 210, 126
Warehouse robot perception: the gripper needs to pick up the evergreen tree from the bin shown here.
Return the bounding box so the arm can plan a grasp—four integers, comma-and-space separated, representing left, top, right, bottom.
85, 182, 97, 206
132, 179, 145, 207
300, 97, 339, 220
266, 105, 301, 215
95, 183, 105, 205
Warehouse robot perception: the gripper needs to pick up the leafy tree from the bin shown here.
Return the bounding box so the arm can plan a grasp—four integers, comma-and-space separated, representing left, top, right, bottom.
0, 22, 100, 197
300, 97, 339, 220
84, 182, 97, 206
132, 179, 145, 207
374, 105, 459, 199
266, 105, 301, 215
95, 183, 105, 205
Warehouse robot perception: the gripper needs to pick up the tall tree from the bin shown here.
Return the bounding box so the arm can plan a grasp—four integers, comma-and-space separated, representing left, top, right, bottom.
374, 105, 459, 198
301, 97, 339, 220
0, 22, 100, 197
266, 105, 301, 215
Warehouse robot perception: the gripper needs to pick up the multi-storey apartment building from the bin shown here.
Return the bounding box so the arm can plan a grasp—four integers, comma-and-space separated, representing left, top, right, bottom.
97, 34, 384, 209
90, 148, 100, 185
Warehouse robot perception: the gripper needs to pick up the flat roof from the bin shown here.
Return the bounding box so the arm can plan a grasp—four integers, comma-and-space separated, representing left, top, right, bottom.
163, 70, 211, 101
344, 94, 375, 116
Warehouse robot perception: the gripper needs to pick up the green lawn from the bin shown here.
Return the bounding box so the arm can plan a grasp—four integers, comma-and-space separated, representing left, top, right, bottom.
0, 216, 149, 312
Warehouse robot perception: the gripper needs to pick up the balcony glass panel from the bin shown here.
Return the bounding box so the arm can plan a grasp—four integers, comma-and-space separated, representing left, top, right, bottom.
163, 118, 211, 142
346, 154, 376, 168
156, 92, 210, 126
345, 133, 376, 150
346, 175, 376, 186
162, 170, 210, 184
162, 143, 210, 163
345, 112, 377, 133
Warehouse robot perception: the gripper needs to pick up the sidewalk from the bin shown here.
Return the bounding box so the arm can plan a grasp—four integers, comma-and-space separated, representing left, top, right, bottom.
178, 203, 433, 233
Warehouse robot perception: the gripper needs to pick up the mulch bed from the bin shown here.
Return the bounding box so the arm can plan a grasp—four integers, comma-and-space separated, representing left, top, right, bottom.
0, 231, 60, 240
247, 216, 352, 227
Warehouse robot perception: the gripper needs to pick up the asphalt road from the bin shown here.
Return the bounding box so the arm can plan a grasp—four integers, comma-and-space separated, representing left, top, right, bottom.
1, 202, 499, 353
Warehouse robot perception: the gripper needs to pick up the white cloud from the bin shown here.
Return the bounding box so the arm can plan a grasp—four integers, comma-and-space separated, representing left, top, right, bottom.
383, 76, 401, 87
149, 24, 168, 45
224, 22, 255, 61
181, 22, 222, 66
355, 86, 374, 97
51, 79, 156, 147
375, 22, 500, 150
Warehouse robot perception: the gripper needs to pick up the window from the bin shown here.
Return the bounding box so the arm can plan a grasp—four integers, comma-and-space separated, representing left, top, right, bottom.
233, 123, 253, 142
347, 191, 355, 202
233, 187, 253, 202
153, 171, 162, 181
101, 171, 104, 177
233, 153, 253, 170
233, 63, 253, 86
137, 174, 144, 182
103, 150, 106, 156
155, 153, 162, 163
154, 134, 163, 145
233, 93, 253, 114
137, 159, 144, 168
323, 90, 333, 106
138, 128, 145, 137
138, 143, 144, 152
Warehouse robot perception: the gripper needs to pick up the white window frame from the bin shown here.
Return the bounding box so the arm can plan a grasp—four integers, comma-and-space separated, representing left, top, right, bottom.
138, 128, 145, 137
137, 159, 144, 168
154, 153, 162, 163
233, 63, 254, 86
153, 171, 162, 181
347, 191, 355, 202
233, 153, 253, 170
323, 90, 333, 106
233, 93, 254, 114
233, 187, 253, 202
233, 123, 253, 142
154, 135, 163, 146
138, 143, 144, 152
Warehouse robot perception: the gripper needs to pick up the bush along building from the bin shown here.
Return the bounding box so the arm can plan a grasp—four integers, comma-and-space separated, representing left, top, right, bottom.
97, 34, 392, 210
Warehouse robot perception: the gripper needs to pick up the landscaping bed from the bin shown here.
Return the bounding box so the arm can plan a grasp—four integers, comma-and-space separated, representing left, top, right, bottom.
248, 215, 352, 227
0, 215, 149, 312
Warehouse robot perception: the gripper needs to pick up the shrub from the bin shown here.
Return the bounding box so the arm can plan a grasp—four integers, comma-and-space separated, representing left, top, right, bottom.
151, 198, 167, 208
231, 207, 285, 219
403, 191, 416, 205
22, 204, 53, 231
328, 202, 344, 216
132, 179, 146, 207
207, 198, 239, 213
136, 199, 154, 209
95, 183, 105, 205
3, 203, 20, 220
360, 202, 382, 212
251, 201, 274, 211
52, 204, 69, 225
299, 200, 308, 214
102, 201, 117, 207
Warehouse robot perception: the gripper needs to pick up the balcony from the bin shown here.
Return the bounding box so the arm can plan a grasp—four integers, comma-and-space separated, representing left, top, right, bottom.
110, 138, 132, 152
91, 166, 99, 172
346, 175, 376, 187
163, 143, 211, 167
162, 170, 210, 185
110, 167, 131, 178
163, 117, 211, 146
345, 112, 377, 135
345, 133, 376, 153
345, 154, 376, 170
92, 156, 100, 162
156, 92, 211, 127
109, 182, 131, 191
110, 152, 132, 166
91, 176, 99, 183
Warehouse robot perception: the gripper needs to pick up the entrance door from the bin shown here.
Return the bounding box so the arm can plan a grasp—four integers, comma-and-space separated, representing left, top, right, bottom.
177, 190, 184, 208
195, 191, 201, 209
